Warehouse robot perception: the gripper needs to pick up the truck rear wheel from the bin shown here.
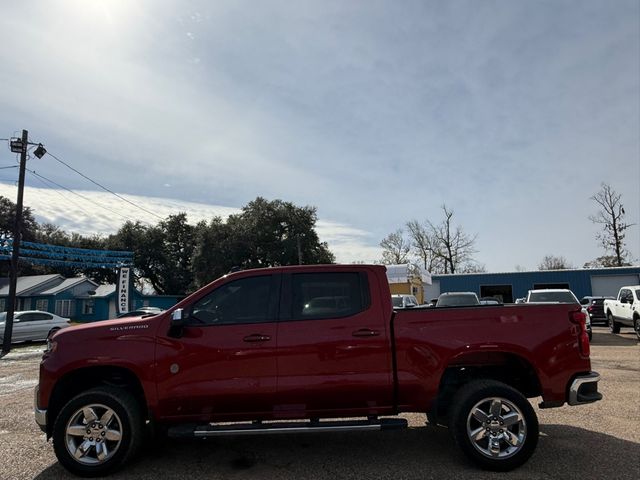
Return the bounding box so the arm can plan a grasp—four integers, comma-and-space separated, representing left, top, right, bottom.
448, 380, 538, 471
52, 386, 143, 477
634, 317, 640, 341
608, 313, 620, 334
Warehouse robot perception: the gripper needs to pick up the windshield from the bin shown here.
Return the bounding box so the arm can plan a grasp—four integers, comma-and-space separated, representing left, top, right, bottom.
437, 294, 479, 307
392, 297, 403, 307
528, 291, 578, 303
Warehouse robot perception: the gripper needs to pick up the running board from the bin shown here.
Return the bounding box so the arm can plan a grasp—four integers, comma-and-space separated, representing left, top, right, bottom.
168, 418, 408, 438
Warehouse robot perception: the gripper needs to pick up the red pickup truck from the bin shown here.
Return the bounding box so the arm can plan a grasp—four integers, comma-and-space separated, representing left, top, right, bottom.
35, 265, 601, 476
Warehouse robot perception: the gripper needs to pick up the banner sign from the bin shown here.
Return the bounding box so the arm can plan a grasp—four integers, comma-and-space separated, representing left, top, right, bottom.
117, 267, 132, 314
0, 237, 133, 269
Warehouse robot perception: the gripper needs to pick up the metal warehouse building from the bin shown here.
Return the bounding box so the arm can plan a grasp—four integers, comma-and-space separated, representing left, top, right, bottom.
424, 266, 640, 303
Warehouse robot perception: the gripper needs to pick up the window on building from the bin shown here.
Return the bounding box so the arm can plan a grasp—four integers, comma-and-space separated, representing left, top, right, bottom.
36, 299, 49, 312
55, 300, 75, 318
83, 300, 94, 315
18, 298, 31, 310
480, 285, 514, 304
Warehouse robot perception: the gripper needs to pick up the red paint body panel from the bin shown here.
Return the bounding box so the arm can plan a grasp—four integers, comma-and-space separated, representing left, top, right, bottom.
37, 265, 592, 425
393, 303, 591, 410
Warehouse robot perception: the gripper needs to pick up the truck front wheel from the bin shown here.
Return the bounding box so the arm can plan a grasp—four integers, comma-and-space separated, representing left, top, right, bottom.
448, 380, 539, 471
52, 386, 143, 477
608, 313, 620, 334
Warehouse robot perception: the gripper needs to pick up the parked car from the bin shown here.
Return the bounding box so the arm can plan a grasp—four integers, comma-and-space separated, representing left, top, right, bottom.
480, 297, 501, 305
0, 310, 70, 344
391, 294, 419, 309
526, 289, 591, 340
37, 265, 600, 476
116, 307, 164, 319
436, 291, 480, 307
603, 286, 640, 338
579, 296, 612, 326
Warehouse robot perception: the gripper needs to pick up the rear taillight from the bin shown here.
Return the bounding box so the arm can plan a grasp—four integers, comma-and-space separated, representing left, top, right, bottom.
570, 310, 590, 356
587, 306, 593, 312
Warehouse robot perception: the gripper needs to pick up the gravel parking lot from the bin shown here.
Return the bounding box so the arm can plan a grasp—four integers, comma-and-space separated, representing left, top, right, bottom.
1, 326, 638, 480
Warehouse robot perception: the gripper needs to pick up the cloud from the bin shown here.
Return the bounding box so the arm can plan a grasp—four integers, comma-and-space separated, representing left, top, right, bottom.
0, 183, 381, 264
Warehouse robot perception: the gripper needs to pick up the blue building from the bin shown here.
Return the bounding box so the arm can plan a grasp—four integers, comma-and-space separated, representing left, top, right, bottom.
424, 266, 640, 303
0, 275, 182, 322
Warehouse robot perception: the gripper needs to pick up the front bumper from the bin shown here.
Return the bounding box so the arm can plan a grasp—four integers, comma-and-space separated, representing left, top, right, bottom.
568, 371, 602, 406
34, 386, 47, 433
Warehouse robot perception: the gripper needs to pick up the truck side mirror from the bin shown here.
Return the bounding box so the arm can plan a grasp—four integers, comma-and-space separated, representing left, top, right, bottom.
171, 308, 185, 326
168, 308, 186, 338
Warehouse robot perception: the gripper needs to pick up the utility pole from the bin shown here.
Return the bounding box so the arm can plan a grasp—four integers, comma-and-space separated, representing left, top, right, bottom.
1, 129, 28, 356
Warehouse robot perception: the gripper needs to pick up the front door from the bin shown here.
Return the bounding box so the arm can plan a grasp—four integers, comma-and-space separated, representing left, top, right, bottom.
155, 274, 280, 421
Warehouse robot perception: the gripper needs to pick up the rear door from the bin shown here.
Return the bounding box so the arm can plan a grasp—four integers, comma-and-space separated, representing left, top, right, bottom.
275, 269, 393, 417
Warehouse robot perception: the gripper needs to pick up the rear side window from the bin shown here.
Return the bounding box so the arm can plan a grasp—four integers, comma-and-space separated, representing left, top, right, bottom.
290, 272, 369, 320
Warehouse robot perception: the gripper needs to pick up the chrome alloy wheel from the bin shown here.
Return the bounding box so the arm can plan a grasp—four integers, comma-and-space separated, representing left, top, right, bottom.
65, 404, 123, 465
466, 396, 527, 459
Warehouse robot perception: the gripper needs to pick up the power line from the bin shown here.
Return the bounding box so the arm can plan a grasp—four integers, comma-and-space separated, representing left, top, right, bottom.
26, 168, 151, 225
0, 165, 18, 169
46, 151, 164, 220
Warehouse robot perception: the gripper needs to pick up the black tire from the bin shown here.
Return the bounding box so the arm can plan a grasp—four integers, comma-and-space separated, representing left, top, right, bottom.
634, 317, 640, 341
608, 313, 620, 334
448, 380, 539, 471
52, 386, 143, 477
47, 328, 60, 339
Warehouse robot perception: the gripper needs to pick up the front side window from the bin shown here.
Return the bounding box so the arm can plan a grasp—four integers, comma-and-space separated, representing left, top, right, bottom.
188, 275, 272, 326
291, 272, 368, 320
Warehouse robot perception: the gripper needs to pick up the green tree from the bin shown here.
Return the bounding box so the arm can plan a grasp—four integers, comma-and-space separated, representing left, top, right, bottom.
109, 214, 196, 295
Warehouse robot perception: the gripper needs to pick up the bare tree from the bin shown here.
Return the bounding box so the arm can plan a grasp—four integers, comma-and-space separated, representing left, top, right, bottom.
538, 255, 572, 270
589, 183, 633, 266
406, 220, 443, 273
379, 229, 411, 264
429, 205, 477, 274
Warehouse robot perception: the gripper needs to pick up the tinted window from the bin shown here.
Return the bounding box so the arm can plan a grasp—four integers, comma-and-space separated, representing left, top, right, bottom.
635, 290, 640, 301
392, 297, 403, 307
291, 272, 368, 320
436, 294, 479, 307
188, 275, 272, 326
528, 292, 578, 303
31, 313, 53, 321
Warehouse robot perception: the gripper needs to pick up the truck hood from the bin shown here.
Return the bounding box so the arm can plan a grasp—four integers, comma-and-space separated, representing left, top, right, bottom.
51, 316, 161, 343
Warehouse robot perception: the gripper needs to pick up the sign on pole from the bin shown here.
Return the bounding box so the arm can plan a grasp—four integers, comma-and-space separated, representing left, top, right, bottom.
117, 267, 132, 314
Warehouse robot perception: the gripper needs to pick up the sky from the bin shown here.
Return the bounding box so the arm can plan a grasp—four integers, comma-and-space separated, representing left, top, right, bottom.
0, 0, 638, 271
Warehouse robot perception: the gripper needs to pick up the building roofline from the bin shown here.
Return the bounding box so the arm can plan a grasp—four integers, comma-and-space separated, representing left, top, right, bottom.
432, 265, 640, 278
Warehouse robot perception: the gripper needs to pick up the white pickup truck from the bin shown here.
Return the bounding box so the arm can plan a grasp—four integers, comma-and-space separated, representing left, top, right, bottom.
603, 286, 640, 339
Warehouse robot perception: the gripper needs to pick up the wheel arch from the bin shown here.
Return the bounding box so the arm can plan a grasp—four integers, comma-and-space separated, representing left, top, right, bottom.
429, 351, 542, 423
47, 365, 147, 438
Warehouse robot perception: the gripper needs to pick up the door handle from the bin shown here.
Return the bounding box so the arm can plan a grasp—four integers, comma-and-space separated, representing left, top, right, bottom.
243, 334, 271, 343
352, 328, 380, 337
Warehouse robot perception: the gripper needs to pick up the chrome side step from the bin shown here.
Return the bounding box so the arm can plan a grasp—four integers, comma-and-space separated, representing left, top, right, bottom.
168, 418, 408, 438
